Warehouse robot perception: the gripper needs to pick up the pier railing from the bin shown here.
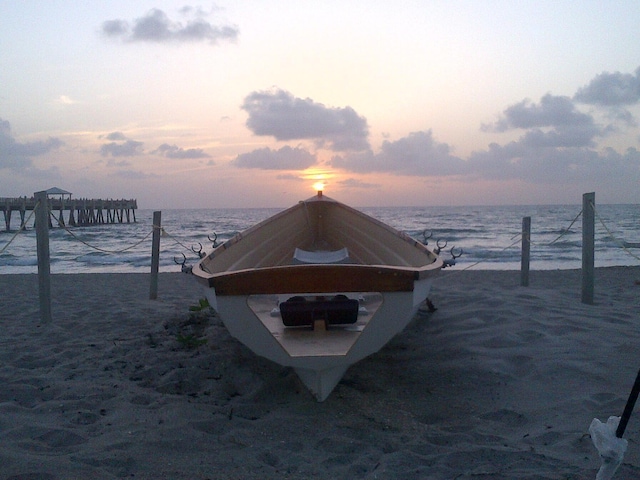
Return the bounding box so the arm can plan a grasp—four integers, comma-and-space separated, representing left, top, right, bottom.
1, 196, 137, 230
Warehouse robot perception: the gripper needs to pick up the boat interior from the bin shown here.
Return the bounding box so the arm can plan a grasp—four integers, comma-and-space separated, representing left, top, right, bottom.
279, 294, 359, 327
247, 292, 384, 356
202, 196, 437, 274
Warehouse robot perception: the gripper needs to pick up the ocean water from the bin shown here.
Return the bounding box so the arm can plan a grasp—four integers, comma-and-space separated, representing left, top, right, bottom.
1, 203, 639, 274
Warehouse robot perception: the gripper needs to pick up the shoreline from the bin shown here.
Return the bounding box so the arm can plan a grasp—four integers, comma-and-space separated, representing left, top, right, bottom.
1, 267, 640, 478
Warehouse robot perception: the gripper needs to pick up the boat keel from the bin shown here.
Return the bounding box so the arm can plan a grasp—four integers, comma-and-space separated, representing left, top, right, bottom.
294, 365, 350, 402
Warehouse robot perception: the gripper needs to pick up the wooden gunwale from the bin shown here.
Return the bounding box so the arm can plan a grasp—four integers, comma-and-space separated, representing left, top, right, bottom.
193, 263, 440, 295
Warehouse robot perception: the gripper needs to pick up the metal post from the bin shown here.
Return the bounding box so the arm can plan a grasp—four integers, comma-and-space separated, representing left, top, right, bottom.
149, 211, 161, 300
34, 191, 52, 323
582, 192, 595, 304
521, 216, 531, 287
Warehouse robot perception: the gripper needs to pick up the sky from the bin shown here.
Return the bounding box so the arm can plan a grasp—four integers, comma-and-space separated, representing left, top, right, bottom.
1, 1, 640, 208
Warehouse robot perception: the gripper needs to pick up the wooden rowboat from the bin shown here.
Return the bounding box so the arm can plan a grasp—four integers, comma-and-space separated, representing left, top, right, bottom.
193, 192, 443, 400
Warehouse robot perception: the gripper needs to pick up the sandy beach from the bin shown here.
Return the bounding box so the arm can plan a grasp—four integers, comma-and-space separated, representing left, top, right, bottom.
1, 267, 640, 479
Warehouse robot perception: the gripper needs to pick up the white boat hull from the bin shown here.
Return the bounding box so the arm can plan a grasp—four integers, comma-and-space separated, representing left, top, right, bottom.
203, 277, 433, 401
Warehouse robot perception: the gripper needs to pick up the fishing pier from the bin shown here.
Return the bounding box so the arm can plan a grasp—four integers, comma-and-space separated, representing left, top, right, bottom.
1, 188, 137, 231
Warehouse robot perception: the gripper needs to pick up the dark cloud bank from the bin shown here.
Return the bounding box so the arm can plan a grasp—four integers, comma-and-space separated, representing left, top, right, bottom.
237, 69, 640, 189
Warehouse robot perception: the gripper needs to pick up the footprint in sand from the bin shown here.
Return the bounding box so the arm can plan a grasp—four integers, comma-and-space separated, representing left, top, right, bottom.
479, 408, 528, 427
15, 428, 86, 454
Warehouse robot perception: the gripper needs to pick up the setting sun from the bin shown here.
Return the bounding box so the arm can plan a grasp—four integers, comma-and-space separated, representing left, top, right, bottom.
312, 181, 325, 192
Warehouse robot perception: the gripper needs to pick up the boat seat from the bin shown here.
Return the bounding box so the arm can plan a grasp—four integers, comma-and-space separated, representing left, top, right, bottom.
280, 295, 359, 327
293, 247, 350, 264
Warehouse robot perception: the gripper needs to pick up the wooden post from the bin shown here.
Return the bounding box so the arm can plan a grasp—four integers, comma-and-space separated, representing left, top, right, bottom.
149, 211, 161, 300
521, 216, 531, 287
582, 192, 595, 304
34, 191, 52, 323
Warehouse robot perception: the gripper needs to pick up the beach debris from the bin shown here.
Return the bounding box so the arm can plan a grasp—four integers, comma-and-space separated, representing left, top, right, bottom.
590, 368, 640, 479
165, 298, 215, 350
189, 298, 211, 312
590, 416, 627, 480
176, 333, 207, 349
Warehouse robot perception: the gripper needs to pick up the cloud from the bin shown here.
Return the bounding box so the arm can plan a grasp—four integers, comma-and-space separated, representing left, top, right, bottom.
463, 89, 640, 184
105, 158, 132, 167
152, 143, 211, 159
484, 94, 596, 132
331, 130, 466, 175
609, 108, 638, 128
233, 146, 317, 170
99, 132, 144, 157
467, 142, 640, 184
329, 118, 640, 188
519, 125, 601, 148
53, 95, 78, 105
574, 67, 640, 106
0, 118, 63, 170
101, 8, 238, 45
102, 19, 129, 37
337, 178, 380, 189
237, 89, 630, 185
104, 131, 127, 141
482, 93, 606, 148
110, 169, 160, 179
276, 173, 304, 181
241, 89, 370, 151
